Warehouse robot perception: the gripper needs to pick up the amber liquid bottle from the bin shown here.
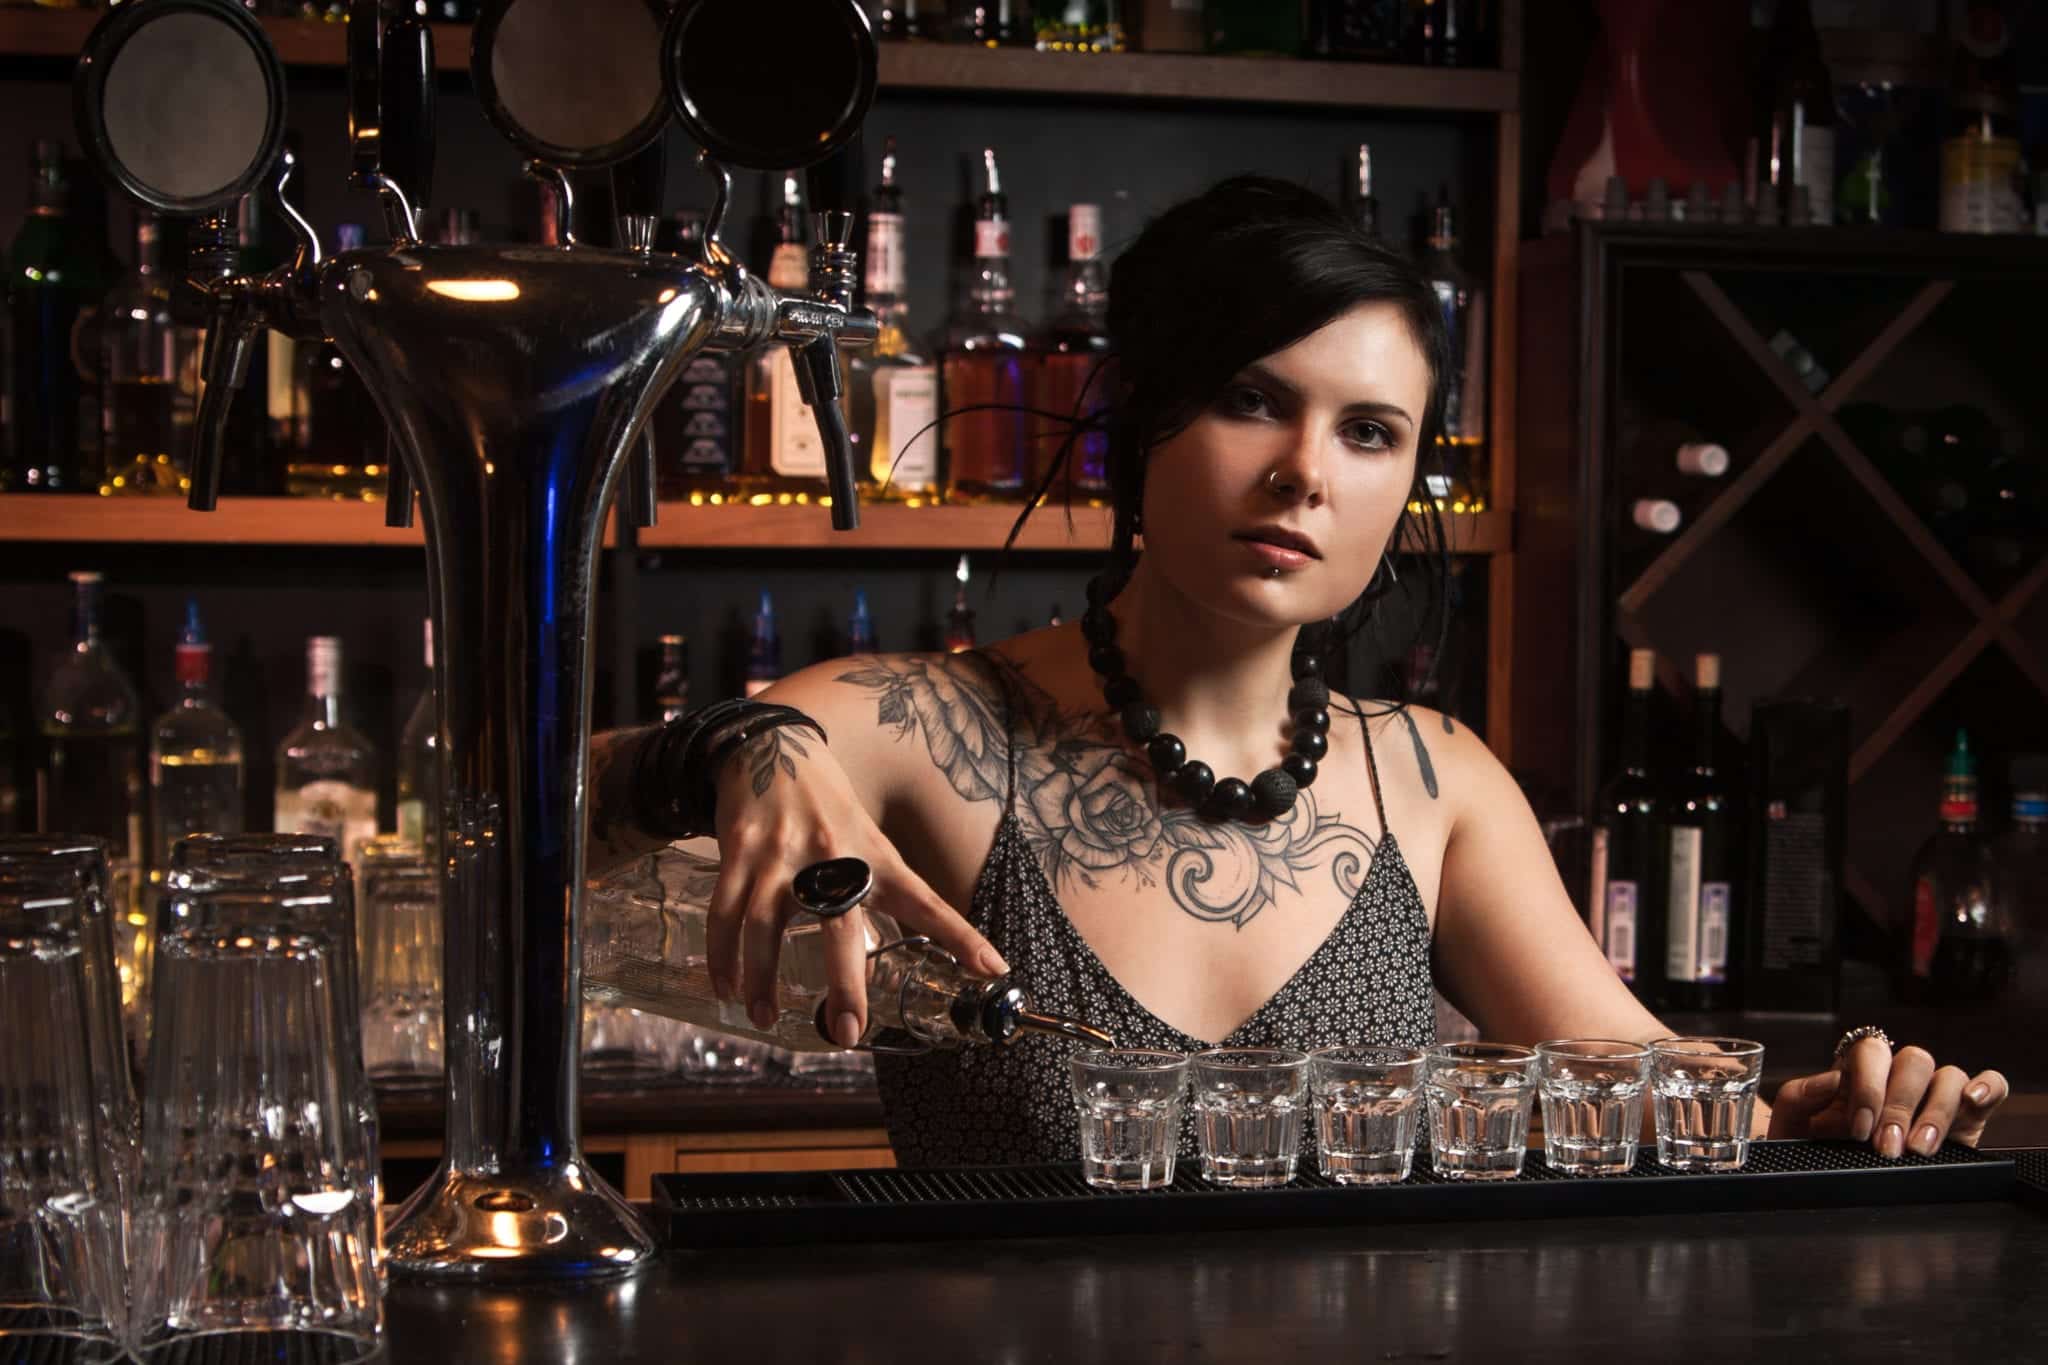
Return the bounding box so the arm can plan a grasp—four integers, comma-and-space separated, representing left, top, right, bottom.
1032, 202, 1114, 504
940, 148, 1032, 504
739, 176, 831, 504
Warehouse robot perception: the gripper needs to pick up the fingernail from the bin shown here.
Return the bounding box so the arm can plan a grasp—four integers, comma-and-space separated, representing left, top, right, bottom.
1969, 1083, 1991, 1105
1913, 1124, 1940, 1155
1851, 1107, 1876, 1142
835, 1010, 863, 1048
749, 999, 776, 1031
1878, 1122, 1904, 1159
980, 949, 1011, 977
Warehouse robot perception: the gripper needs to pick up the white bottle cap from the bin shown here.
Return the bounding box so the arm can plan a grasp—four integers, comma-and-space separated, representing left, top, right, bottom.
1628, 649, 1656, 690
422, 617, 434, 670
1632, 499, 1681, 534
308, 635, 343, 697
1068, 204, 1102, 262
1696, 653, 1721, 689
1676, 442, 1730, 477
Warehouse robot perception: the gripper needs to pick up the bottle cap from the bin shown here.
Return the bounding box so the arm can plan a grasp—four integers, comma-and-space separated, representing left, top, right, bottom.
1628, 648, 1655, 690
1067, 204, 1101, 262
1695, 653, 1721, 689
1632, 499, 1681, 534
1677, 442, 1730, 477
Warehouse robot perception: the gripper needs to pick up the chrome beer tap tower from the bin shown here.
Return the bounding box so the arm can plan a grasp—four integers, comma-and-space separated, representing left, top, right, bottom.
75, 0, 882, 1281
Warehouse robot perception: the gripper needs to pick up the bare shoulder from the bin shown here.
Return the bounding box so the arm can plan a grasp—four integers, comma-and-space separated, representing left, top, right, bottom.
1356, 701, 1513, 825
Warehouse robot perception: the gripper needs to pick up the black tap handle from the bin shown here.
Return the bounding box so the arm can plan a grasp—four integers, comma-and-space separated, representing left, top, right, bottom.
792, 338, 859, 531
803, 132, 863, 224
611, 136, 667, 231
380, 6, 436, 214
627, 429, 659, 529
188, 304, 253, 513
384, 436, 414, 529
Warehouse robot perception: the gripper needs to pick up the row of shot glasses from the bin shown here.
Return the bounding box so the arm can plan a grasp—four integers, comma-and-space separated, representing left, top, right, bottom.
1071, 1037, 1767, 1191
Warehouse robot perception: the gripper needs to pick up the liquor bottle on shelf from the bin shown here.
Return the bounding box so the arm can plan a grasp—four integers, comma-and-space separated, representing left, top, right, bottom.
1742, 699, 1848, 1015
745, 591, 782, 698
873, 1, 938, 40
1307, 0, 1407, 62
1412, 0, 1491, 67
1661, 653, 1736, 1012
1904, 730, 2006, 1005
1132, 0, 1203, 51
947, 0, 1031, 45
99, 212, 195, 497
848, 140, 941, 504
38, 571, 142, 870
1991, 756, 2048, 1008
941, 148, 1032, 504
1031, 203, 1114, 504
946, 554, 977, 653
1749, 0, 1835, 225
1418, 190, 1485, 511
288, 225, 383, 500
395, 619, 439, 857
1589, 648, 1660, 997
1344, 142, 1379, 237
1940, 0, 2024, 236
655, 633, 690, 724
652, 211, 742, 503
741, 177, 831, 504
849, 590, 877, 655
1034, 0, 1125, 52
149, 599, 244, 870
6, 140, 105, 493
275, 635, 378, 867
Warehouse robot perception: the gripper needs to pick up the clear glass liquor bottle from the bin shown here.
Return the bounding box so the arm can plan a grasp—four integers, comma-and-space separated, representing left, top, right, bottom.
395, 618, 439, 857
288, 224, 383, 501
149, 599, 244, 869
38, 571, 143, 867
6, 140, 105, 493
1417, 191, 1487, 514
848, 139, 942, 504
1032, 202, 1114, 503
275, 635, 378, 866
941, 148, 1032, 503
1660, 653, 1735, 1012
654, 633, 689, 723
1904, 730, 2005, 1005
100, 212, 197, 498
740, 177, 832, 504
1588, 648, 1661, 999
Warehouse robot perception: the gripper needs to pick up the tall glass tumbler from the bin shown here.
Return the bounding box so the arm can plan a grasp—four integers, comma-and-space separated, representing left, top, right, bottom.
1651, 1037, 1765, 1172
131, 870, 382, 1363
359, 841, 445, 1084
1425, 1042, 1539, 1180
1537, 1040, 1650, 1175
0, 867, 128, 1364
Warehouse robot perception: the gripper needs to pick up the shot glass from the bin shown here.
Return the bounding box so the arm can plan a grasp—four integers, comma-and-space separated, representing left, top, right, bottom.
1309, 1045, 1425, 1185
358, 843, 445, 1084
0, 866, 129, 1365
1426, 1042, 1539, 1180
1537, 1039, 1651, 1175
1191, 1048, 1310, 1188
1071, 1049, 1189, 1191
132, 868, 382, 1362
1651, 1037, 1765, 1172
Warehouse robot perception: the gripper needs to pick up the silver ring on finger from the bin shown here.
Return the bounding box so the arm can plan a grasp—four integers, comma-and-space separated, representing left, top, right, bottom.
1832, 1025, 1892, 1066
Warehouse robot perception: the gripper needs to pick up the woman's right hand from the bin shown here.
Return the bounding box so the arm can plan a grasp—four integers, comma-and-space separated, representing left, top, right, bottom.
704, 725, 1009, 1048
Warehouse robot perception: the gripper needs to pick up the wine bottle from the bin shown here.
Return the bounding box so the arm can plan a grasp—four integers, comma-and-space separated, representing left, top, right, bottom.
1589, 648, 1660, 995
1661, 653, 1736, 1012
1905, 731, 2004, 1005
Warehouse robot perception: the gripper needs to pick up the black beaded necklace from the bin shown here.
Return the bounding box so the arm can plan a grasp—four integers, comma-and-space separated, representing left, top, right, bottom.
1080, 575, 1331, 825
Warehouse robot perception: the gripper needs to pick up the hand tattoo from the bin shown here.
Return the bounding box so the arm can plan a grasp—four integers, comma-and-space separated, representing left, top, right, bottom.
740, 728, 811, 798
835, 653, 1381, 930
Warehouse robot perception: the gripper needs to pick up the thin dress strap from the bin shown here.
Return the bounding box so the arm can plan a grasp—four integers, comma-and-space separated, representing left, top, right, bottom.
1361, 706, 1390, 844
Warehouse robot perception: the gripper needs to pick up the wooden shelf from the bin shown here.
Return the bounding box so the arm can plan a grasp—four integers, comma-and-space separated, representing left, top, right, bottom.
0, 494, 1508, 555
3, 12, 1516, 114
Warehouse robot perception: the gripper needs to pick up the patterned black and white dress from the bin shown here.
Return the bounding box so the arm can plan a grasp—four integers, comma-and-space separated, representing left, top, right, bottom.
875, 661, 1438, 1167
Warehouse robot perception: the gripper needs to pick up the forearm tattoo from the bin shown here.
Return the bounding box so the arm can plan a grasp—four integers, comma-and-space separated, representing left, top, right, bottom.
835, 654, 1379, 930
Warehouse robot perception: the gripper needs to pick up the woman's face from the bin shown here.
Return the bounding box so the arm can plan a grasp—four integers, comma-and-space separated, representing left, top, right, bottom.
1138, 301, 1432, 629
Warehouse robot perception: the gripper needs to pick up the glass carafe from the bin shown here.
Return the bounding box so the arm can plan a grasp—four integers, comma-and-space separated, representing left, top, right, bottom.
583, 843, 1113, 1054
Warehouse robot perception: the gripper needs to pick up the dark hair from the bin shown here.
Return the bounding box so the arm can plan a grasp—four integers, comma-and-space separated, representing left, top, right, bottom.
1016, 174, 1457, 708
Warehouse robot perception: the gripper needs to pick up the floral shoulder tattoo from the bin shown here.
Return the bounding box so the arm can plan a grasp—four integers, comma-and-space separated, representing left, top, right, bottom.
833, 653, 1379, 930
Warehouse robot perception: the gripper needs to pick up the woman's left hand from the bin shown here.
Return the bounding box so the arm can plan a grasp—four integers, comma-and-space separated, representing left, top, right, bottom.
1767, 1034, 2010, 1156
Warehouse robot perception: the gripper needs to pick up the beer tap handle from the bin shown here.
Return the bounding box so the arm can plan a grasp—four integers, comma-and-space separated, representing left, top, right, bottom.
612, 136, 666, 250
378, 4, 436, 244
524, 161, 577, 246
801, 135, 865, 531
186, 211, 250, 513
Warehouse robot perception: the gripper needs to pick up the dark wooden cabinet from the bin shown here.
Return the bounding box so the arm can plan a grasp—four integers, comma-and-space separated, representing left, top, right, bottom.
1515, 223, 2048, 953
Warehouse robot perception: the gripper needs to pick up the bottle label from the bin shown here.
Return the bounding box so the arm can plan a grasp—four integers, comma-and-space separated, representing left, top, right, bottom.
1604, 880, 1638, 983
397, 798, 425, 850
974, 217, 1010, 260
1795, 120, 1834, 224
768, 356, 826, 477
768, 242, 810, 291
1665, 827, 1704, 984
1941, 135, 2024, 234
866, 211, 905, 298
873, 364, 939, 489
1587, 827, 1610, 954
276, 780, 376, 865
1911, 875, 1939, 978
1068, 205, 1101, 262
1698, 882, 1730, 983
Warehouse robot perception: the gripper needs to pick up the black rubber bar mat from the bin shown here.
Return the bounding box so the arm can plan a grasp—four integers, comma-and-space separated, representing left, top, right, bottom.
653, 1140, 2025, 1249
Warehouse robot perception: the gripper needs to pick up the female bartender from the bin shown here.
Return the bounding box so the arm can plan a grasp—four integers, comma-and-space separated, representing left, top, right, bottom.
589, 176, 2007, 1165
